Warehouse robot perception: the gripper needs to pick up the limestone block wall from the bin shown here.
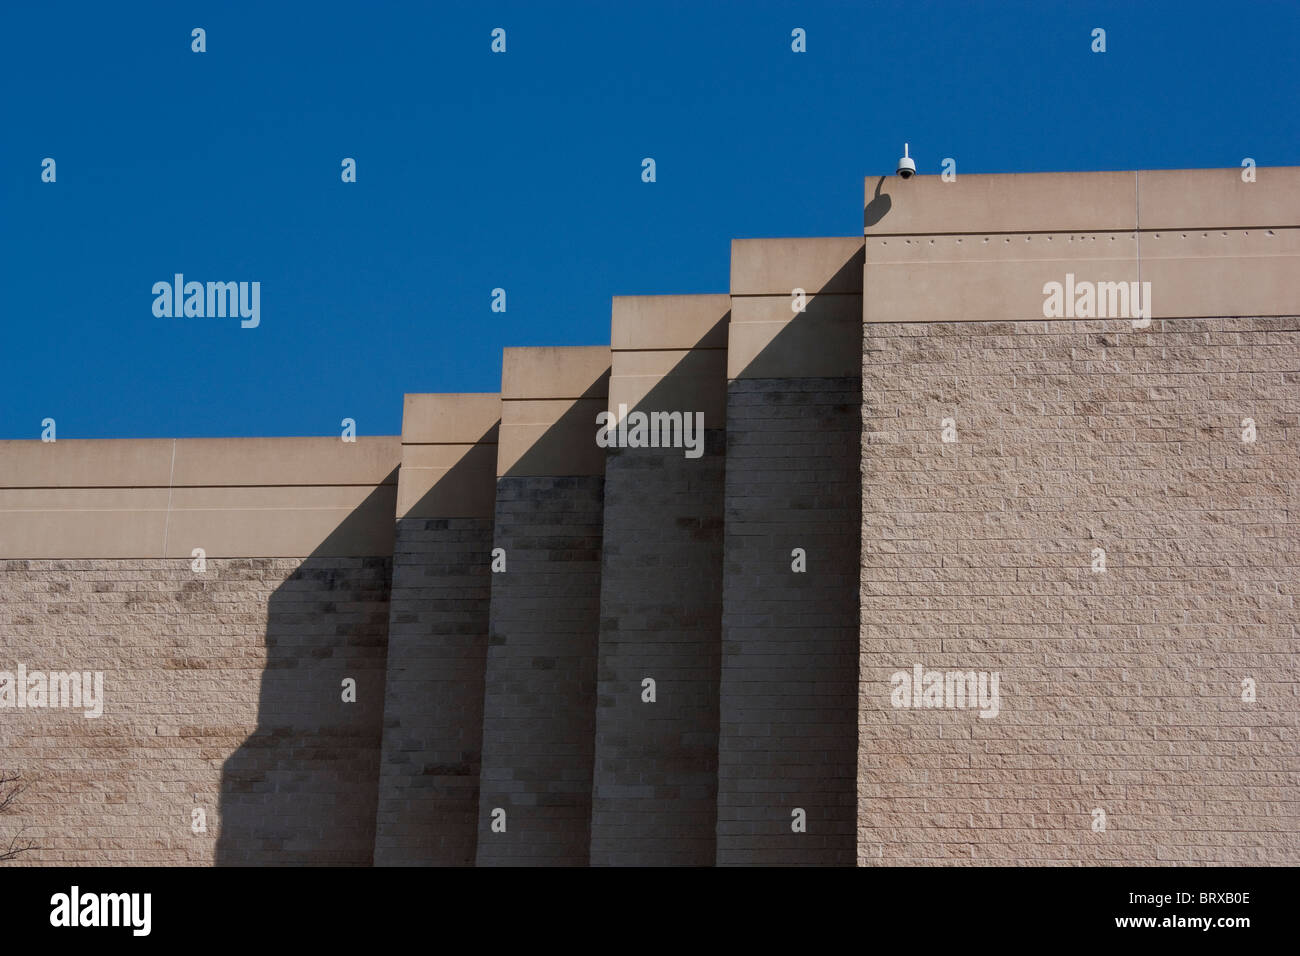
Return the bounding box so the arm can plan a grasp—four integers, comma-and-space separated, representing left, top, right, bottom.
374, 394, 500, 866
716, 238, 864, 865
0, 437, 399, 865
858, 167, 1300, 865
475, 347, 611, 865
590, 295, 729, 866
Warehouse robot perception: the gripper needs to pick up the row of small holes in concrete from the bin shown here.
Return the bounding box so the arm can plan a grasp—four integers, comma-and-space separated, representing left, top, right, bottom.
878, 230, 1278, 245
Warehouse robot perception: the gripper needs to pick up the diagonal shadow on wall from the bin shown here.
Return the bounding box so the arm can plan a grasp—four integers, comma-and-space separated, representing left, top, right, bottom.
474, 365, 610, 866
213, 231, 864, 867
718, 241, 864, 865
373, 422, 499, 867
590, 308, 729, 866
214, 471, 397, 866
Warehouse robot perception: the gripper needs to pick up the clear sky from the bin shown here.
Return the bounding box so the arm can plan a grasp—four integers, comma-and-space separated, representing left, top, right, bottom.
3, 0, 1296, 439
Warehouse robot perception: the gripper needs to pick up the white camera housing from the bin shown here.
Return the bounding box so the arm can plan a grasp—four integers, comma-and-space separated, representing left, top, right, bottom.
896, 143, 916, 179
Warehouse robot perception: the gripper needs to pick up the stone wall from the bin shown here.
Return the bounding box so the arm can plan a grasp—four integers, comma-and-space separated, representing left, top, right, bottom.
475, 347, 611, 865
716, 239, 864, 865
857, 167, 1300, 866
0, 555, 391, 865
0, 437, 398, 866
590, 295, 729, 865
858, 316, 1300, 864
374, 394, 500, 865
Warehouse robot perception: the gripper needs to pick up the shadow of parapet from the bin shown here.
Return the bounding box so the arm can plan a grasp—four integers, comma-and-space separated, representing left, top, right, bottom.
214, 473, 396, 866
591, 306, 729, 866
718, 242, 863, 866
475, 358, 609, 867
499, 366, 609, 481
373, 416, 499, 866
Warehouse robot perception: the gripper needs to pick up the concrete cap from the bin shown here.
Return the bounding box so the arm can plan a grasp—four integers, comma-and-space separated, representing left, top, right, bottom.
611, 295, 730, 350
0, 438, 174, 488
171, 436, 399, 486
400, 393, 501, 445
0, 436, 400, 488
865, 166, 1300, 236
396, 394, 500, 518
730, 238, 864, 296
865, 170, 1138, 235
862, 165, 1300, 322
500, 346, 610, 400
1137, 167, 1300, 229
0, 437, 399, 558
498, 347, 610, 477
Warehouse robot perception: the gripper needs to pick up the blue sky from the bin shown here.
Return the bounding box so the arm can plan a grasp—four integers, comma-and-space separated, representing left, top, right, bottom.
3, 0, 1297, 439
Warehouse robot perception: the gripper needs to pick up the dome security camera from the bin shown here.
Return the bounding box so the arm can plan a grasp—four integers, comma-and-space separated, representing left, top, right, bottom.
896, 142, 916, 179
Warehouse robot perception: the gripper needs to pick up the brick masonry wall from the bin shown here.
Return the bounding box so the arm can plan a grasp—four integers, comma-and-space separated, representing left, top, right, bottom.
717, 378, 862, 865
476, 476, 604, 865
0, 557, 390, 866
859, 316, 1300, 865
374, 517, 493, 865
590, 433, 725, 866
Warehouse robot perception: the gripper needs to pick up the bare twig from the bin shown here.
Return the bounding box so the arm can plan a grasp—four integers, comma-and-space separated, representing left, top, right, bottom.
0, 771, 38, 862
0, 770, 26, 814
0, 827, 37, 862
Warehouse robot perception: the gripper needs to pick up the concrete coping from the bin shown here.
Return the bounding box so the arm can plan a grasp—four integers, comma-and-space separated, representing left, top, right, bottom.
729, 238, 864, 297
610, 295, 730, 351
0, 436, 400, 489
864, 166, 1300, 236
497, 347, 610, 478
400, 393, 500, 445
0, 436, 400, 558
395, 395, 499, 520
500, 346, 611, 401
